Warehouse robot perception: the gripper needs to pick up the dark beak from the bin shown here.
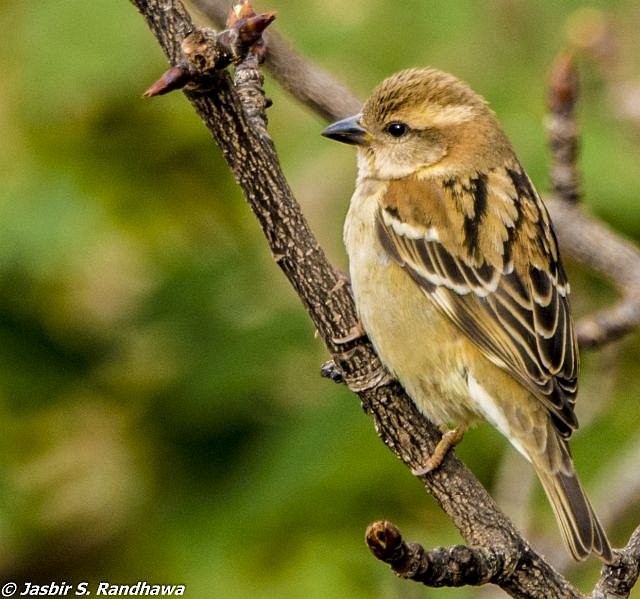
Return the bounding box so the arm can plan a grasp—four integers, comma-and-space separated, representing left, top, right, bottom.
321, 114, 370, 146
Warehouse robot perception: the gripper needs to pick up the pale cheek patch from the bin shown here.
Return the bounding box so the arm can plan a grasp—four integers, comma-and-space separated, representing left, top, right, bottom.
373, 152, 420, 180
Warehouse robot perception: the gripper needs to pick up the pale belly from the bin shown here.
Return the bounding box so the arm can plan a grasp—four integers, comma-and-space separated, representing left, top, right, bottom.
343, 177, 556, 466
355, 254, 483, 425
344, 179, 481, 427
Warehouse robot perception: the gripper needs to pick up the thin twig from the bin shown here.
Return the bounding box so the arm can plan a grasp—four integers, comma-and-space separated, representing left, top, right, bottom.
593, 526, 640, 599
547, 53, 581, 205
546, 198, 640, 347
189, 0, 362, 120
134, 1, 572, 595
365, 520, 582, 597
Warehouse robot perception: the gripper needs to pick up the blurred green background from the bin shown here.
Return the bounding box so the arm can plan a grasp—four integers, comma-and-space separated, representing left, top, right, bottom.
2, 0, 640, 597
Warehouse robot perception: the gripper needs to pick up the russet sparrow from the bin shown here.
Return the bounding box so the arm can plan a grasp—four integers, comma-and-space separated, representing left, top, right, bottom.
322, 67, 612, 562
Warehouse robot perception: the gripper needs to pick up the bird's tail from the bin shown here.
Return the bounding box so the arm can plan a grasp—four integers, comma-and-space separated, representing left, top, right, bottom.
532, 440, 613, 563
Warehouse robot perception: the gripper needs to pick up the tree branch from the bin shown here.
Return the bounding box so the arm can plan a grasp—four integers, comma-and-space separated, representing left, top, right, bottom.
365, 521, 581, 597
547, 52, 581, 206
130, 0, 640, 595
545, 52, 640, 347
192, 0, 640, 351
544, 198, 640, 347
593, 526, 640, 599
188, 0, 361, 121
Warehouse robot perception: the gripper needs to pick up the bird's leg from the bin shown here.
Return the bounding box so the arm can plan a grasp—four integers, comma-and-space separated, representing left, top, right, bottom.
412, 425, 465, 475
323, 325, 367, 385
331, 324, 367, 345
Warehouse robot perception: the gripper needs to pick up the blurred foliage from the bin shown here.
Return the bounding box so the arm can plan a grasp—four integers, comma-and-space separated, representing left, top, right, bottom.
1, 0, 640, 597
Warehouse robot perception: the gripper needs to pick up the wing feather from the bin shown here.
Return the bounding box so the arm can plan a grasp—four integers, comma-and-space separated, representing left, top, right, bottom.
377, 164, 579, 436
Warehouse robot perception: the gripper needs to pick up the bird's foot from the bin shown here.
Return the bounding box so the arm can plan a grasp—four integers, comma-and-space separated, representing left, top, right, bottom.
331, 322, 366, 345
412, 425, 465, 475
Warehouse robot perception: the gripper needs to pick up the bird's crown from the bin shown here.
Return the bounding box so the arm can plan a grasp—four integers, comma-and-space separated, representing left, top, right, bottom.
363, 67, 490, 127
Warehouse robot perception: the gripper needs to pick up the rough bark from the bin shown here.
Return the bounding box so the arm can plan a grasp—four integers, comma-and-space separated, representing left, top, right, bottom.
130, 1, 640, 596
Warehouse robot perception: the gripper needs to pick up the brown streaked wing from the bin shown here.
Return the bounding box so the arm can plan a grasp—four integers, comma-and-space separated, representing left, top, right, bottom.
376, 165, 579, 436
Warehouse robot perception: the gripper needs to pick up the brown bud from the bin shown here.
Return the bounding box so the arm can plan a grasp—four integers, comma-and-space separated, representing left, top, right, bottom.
365, 520, 405, 563
143, 65, 190, 98
238, 12, 276, 45
223, 8, 276, 64
549, 52, 579, 115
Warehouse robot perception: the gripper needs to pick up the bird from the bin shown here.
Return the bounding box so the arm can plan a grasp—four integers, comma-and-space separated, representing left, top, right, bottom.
321, 67, 612, 563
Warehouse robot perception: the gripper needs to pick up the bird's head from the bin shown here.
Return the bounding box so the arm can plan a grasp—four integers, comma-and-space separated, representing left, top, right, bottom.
322, 68, 513, 180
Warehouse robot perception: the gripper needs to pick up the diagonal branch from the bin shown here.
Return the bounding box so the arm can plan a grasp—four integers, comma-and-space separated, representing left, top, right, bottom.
545, 52, 640, 347
544, 198, 640, 347
594, 525, 640, 599
188, 0, 361, 121
130, 0, 640, 596
365, 521, 579, 597
192, 0, 640, 351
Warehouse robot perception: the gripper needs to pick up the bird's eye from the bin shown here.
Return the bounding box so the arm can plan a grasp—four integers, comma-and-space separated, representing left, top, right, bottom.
385, 122, 409, 138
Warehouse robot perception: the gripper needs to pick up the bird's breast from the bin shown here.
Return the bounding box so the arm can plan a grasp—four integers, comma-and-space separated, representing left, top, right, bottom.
344, 178, 481, 426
